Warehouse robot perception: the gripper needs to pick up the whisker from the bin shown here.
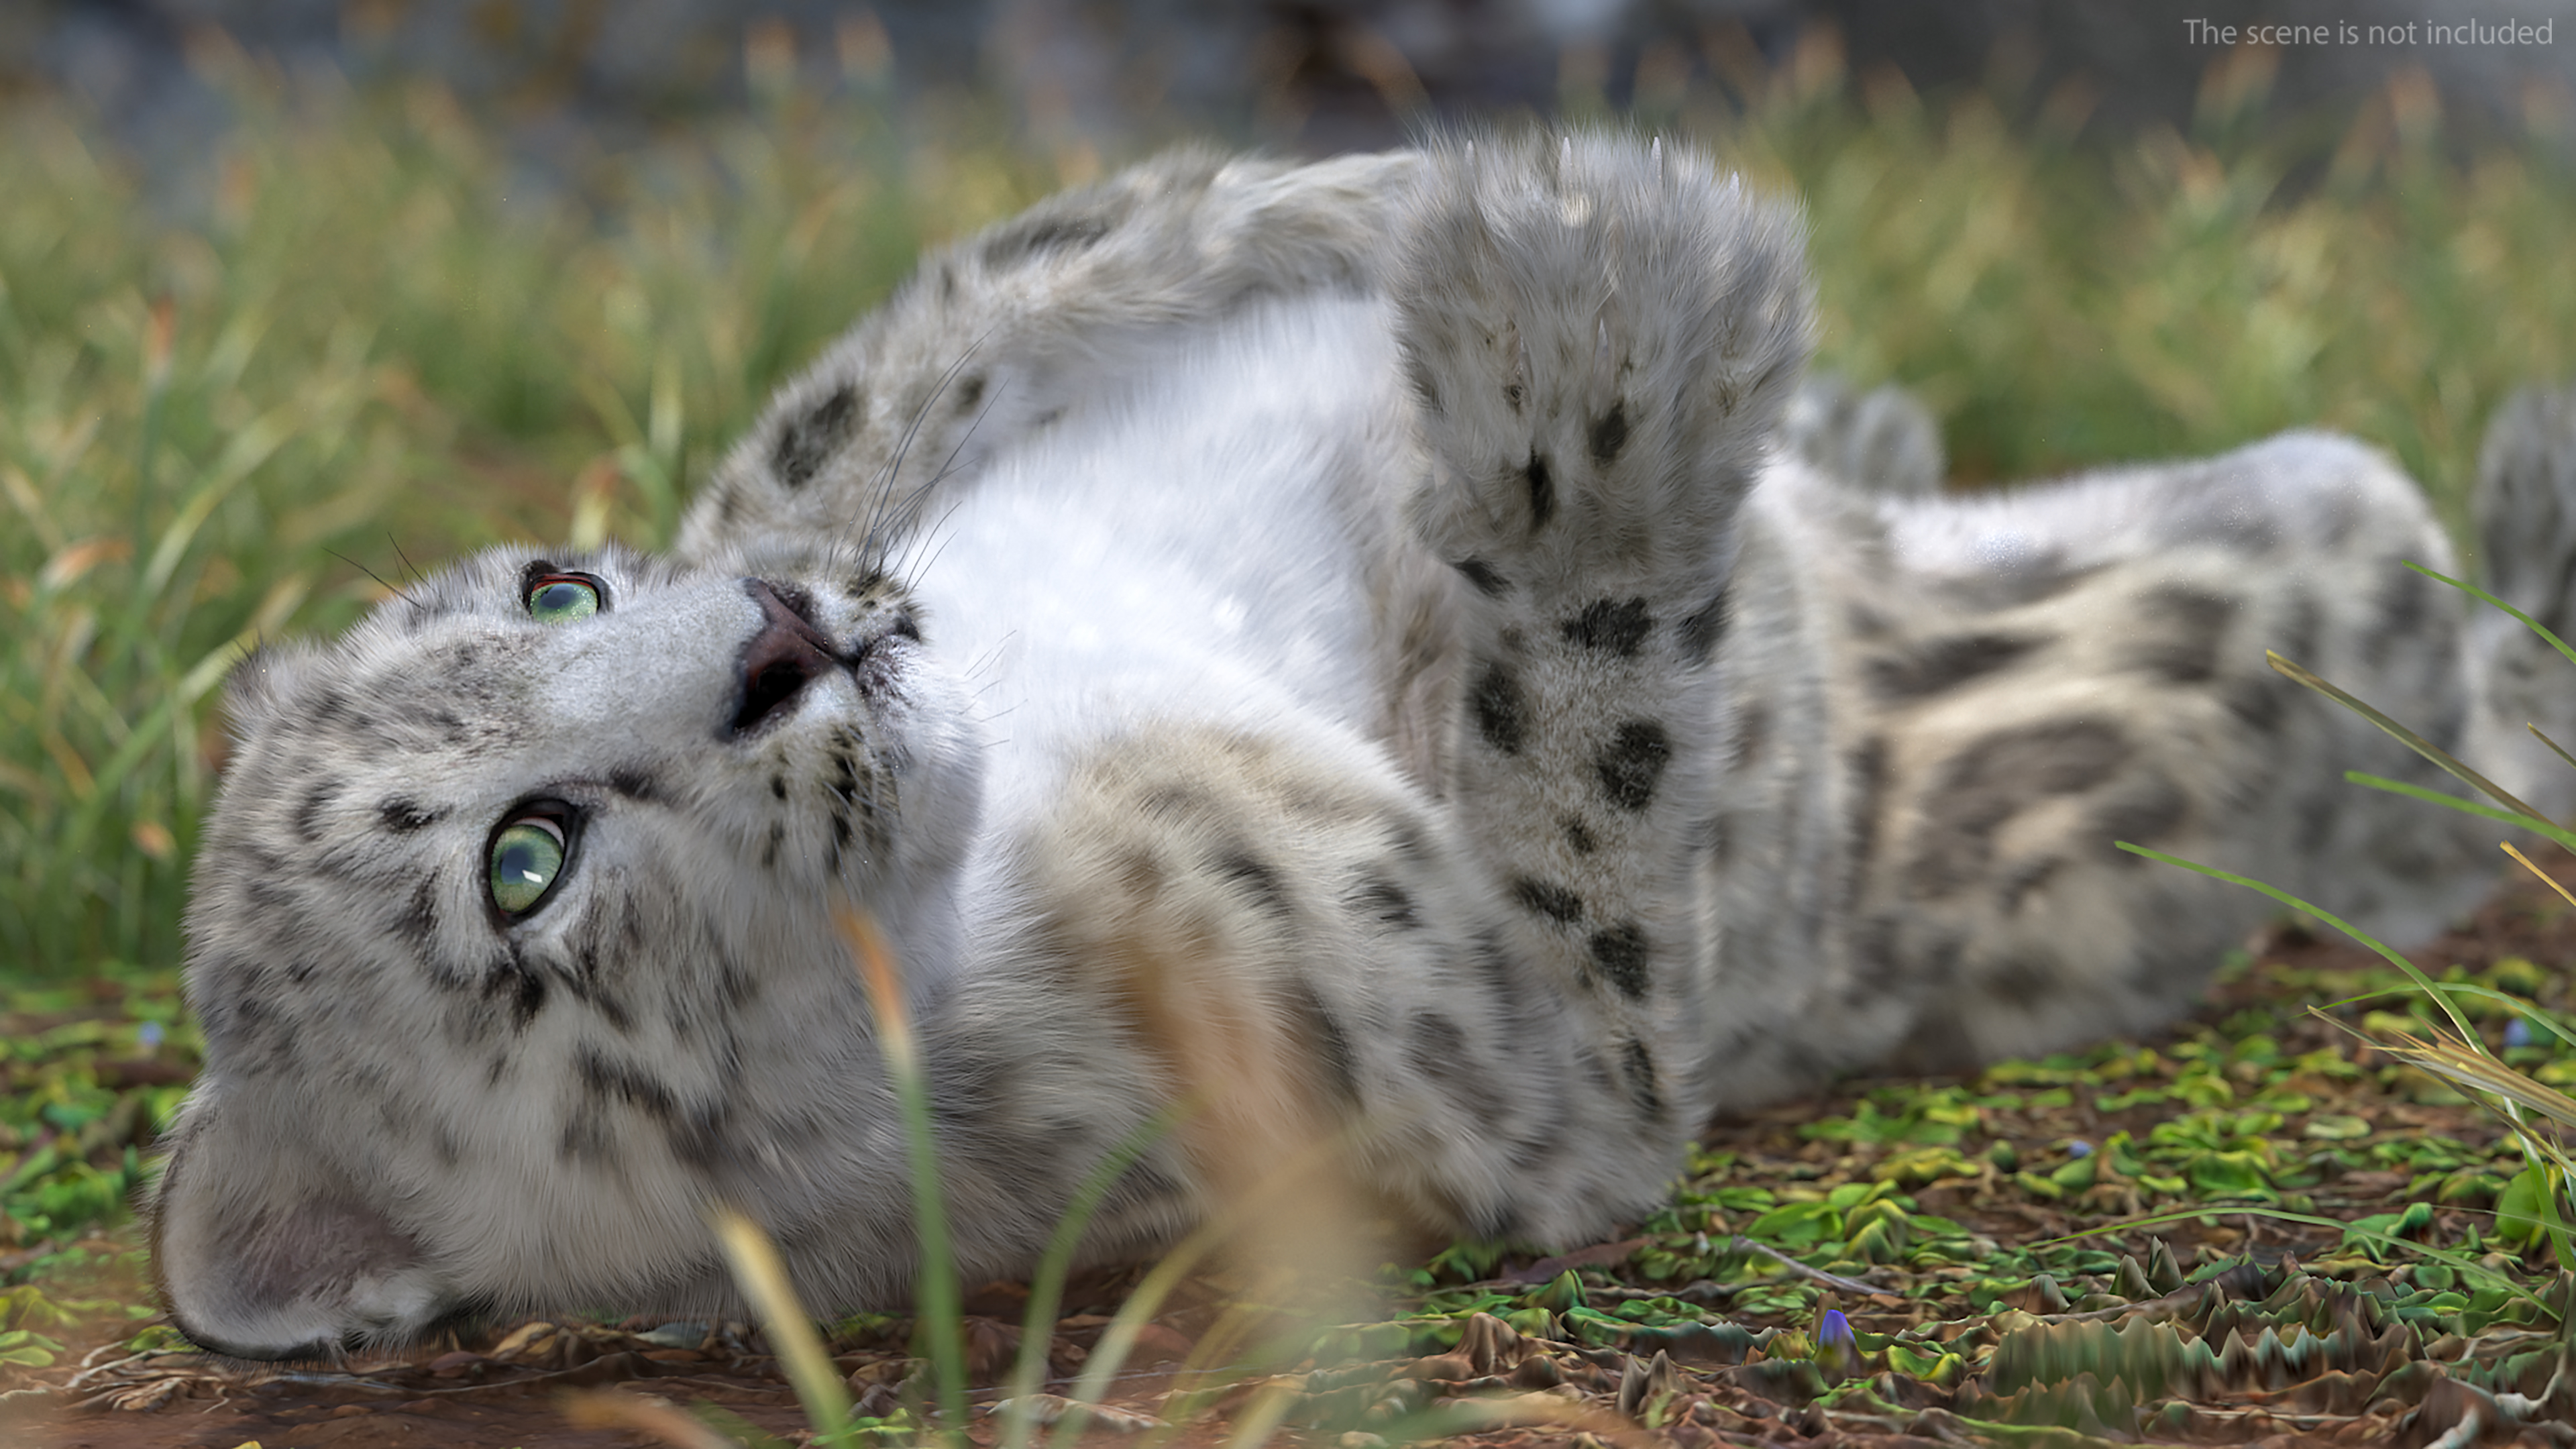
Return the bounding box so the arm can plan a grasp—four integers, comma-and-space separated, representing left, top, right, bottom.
877, 386, 1010, 587
961, 630, 1019, 683
328, 547, 416, 606
896, 499, 971, 590
904, 374, 1012, 528
387, 533, 425, 588
845, 325, 1004, 565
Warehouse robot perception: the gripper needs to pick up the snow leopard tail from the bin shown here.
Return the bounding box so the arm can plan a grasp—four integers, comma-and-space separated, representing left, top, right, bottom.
2469, 382, 2576, 818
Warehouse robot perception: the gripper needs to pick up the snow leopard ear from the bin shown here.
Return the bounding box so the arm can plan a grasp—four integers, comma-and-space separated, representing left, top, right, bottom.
150, 1092, 456, 1360
215, 641, 325, 737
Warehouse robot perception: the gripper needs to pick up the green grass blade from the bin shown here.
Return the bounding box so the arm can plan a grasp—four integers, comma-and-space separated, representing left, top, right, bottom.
2267, 651, 2548, 824
837, 908, 967, 1446
1045, 1216, 1232, 1449
2116, 841, 2482, 1044
137, 406, 299, 598
2409, 559, 2576, 672
55, 627, 262, 869
2337, 981, 2576, 1051
996, 1105, 1186, 1449
2516, 1164, 2576, 1271
2341, 771, 2576, 853
1039, 1113, 1379, 1449
2528, 722, 2576, 776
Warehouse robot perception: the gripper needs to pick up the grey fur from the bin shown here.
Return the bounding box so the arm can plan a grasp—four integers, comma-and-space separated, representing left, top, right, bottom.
1782, 373, 1947, 498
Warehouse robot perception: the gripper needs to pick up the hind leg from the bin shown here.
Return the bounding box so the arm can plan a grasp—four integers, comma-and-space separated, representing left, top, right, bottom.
1845, 430, 2497, 1068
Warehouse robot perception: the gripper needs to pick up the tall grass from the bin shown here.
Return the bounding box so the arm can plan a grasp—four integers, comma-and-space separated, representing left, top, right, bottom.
1704, 38, 2576, 522
0, 58, 1054, 976
7, 40, 2576, 978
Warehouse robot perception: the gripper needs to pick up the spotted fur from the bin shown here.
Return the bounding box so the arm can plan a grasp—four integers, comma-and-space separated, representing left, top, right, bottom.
155, 130, 2576, 1360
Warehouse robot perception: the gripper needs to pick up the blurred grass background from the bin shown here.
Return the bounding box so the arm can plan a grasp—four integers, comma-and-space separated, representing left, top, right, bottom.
5, 29, 2576, 982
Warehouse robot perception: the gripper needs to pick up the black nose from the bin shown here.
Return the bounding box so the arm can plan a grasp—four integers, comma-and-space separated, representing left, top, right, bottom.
731, 581, 838, 737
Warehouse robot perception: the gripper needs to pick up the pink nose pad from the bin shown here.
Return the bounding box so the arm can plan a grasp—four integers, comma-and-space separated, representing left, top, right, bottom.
731, 581, 840, 737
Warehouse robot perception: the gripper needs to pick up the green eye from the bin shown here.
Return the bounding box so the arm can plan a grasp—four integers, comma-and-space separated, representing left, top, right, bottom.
488, 817, 568, 916
527, 575, 602, 623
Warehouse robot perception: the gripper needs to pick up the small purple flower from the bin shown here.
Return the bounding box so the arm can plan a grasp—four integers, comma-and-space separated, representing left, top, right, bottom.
2504, 1018, 2534, 1050
1817, 1309, 1853, 1349
1815, 1307, 1860, 1377
138, 1020, 165, 1051
2066, 1139, 2093, 1158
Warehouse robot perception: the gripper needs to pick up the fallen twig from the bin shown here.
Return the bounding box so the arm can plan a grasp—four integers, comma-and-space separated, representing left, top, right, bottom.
1727, 1237, 1899, 1299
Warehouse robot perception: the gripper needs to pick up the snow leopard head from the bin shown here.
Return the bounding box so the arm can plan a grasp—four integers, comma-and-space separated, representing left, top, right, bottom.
152, 540, 983, 1359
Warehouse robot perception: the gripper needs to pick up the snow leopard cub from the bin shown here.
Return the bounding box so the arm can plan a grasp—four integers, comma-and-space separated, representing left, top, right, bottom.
154, 131, 2576, 1360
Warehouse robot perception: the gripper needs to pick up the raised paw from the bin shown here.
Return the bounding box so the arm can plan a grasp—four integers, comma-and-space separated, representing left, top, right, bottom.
1394, 130, 1811, 604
